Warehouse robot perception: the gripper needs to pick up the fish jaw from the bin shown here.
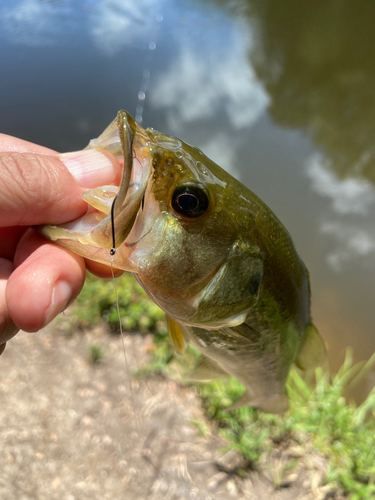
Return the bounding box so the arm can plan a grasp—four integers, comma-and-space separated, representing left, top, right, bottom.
36, 210, 136, 271
37, 110, 153, 266
86, 110, 153, 250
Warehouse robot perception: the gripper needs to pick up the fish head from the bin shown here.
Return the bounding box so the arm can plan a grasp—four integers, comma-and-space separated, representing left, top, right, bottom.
39, 111, 264, 329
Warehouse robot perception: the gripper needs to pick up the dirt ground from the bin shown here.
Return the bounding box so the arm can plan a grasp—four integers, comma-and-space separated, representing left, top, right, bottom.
0, 320, 335, 500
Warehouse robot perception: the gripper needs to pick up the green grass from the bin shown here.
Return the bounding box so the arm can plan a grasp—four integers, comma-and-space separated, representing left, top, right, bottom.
73, 272, 166, 334
71, 274, 375, 499
196, 352, 375, 498
287, 353, 375, 498
88, 343, 105, 365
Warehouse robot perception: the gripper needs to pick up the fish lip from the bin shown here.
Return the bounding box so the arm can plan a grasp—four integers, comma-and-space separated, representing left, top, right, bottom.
39, 112, 153, 253
86, 111, 154, 250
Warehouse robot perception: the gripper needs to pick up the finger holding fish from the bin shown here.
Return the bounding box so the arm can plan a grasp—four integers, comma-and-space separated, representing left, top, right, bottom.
0, 135, 124, 351
7, 230, 85, 332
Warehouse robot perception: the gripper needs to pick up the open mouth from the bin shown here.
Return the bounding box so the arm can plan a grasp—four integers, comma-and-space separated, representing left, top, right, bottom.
86, 110, 152, 250
36, 110, 153, 260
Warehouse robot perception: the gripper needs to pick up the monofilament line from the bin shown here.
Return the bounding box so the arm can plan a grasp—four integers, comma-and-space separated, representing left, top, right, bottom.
110, 260, 133, 394
109, 195, 135, 403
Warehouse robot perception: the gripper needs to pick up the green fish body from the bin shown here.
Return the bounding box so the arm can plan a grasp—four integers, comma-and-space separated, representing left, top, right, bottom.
38, 111, 325, 412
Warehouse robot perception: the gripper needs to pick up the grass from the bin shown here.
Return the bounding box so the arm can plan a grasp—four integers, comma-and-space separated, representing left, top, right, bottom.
88, 343, 105, 365
72, 273, 375, 499
200, 354, 375, 498
73, 272, 166, 334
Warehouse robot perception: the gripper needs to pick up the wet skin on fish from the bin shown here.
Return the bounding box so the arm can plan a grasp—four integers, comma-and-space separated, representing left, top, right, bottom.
37, 110, 325, 413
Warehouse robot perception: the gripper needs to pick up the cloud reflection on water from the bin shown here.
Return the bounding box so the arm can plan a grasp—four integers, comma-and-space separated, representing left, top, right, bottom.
89, 0, 161, 55
199, 133, 239, 179
306, 155, 375, 216
0, 0, 161, 53
321, 222, 375, 272
149, 21, 268, 184
0, 0, 70, 47
306, 154, 375, 271
150, 32, 269, 130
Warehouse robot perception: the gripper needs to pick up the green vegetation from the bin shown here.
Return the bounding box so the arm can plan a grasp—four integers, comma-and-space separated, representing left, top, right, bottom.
73, 274, 375, 499
73, 273, 166, 334
196, 354, 375, 498
287, 354, 375, 497
189, 418, 210, 437
88, 343, 105, 365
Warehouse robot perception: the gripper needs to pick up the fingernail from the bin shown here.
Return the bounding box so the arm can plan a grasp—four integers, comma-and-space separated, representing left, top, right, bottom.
44, 280, 72, 326
59, 149, 117, 188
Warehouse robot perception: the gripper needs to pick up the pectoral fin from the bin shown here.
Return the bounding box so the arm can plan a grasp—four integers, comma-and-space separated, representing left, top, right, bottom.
188, 355, 227, 382
166, 316, 187, 354
296, 323, 326, 371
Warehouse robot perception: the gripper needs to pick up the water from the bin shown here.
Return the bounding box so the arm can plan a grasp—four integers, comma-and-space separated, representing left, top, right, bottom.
2, 0, 375, 399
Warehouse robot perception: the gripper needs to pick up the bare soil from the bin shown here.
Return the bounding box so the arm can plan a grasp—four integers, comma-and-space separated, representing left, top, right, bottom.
0, 321, 337, 500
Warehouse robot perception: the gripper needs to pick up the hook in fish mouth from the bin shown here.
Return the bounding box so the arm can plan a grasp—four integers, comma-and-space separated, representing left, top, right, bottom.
86, 109, 139, 250
35, 110, 154, 268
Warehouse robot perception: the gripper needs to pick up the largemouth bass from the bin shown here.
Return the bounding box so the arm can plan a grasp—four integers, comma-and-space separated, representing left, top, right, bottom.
38, 110, 325, 413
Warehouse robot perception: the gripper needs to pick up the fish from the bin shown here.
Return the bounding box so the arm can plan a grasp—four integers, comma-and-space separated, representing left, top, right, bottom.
37, 110, 326, 413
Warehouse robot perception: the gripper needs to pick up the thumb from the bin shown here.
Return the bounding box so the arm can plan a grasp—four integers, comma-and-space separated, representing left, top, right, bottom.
0, 149, 121, 227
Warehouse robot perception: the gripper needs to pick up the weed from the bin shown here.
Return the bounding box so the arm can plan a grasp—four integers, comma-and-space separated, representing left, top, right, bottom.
74, 273, 166, 334
88, 343, 105, 365
189, 418, 210, 437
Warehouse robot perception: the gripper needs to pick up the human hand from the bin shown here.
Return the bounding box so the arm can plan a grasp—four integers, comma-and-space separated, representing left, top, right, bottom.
0, 134, 123, 355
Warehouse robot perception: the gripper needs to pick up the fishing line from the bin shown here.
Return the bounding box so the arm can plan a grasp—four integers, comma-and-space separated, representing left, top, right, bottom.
109, 195, 136, 421
109, 262, 133, 396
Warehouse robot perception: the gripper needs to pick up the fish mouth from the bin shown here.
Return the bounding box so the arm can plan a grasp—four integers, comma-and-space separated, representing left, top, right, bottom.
86, 110, 152, 250
36, 110, 153, 265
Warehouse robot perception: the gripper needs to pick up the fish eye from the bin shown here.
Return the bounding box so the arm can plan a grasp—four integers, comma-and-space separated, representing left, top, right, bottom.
171, 183, 209, 218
